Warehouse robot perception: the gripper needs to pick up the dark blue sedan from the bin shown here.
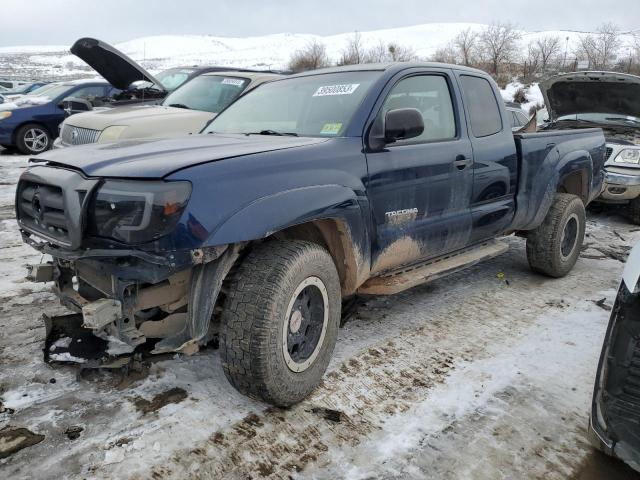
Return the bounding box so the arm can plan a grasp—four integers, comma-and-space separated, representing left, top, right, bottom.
0, 80, 119, 154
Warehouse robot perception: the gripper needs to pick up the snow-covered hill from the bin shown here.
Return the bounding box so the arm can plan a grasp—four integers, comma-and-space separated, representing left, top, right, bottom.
0, 22, 637, 78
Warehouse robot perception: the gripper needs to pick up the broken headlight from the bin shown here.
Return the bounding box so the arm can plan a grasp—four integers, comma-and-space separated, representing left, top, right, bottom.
614, 148, 640, 164
88, 180, 191, 244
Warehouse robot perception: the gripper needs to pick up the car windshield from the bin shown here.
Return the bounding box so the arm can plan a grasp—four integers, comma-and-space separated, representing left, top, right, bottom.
203, 71, 381, 137
28, 84, 73, 101
556, 112, 640, 127
26, 83, 58, 96
155, 68, 196, 91
162, 75, 249, 113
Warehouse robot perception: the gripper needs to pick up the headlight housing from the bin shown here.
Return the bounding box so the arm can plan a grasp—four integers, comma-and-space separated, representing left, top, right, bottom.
614, 148, 640, 164
0, 111, 12, 120
89, 180, 191, 244
97, 125, 127, 143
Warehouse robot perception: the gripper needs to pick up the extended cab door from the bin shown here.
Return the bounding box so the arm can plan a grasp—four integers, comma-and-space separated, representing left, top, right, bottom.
365, 70, 474, 274
455, 74, 517, 243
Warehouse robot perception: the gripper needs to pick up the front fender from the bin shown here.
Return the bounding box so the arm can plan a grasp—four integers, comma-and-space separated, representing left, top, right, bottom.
208, 184, 367, 246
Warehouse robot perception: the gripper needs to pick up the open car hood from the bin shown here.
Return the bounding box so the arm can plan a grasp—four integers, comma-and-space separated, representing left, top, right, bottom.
71, 37, 165, 92
540, 71, 640, 121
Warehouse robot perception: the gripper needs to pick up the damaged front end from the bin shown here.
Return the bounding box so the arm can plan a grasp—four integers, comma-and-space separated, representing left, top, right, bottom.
17, 164, 237, 366
589, 243, 640, 472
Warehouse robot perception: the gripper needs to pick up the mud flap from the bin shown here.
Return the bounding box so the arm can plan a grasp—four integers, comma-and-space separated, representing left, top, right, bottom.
43, 313, 130, 368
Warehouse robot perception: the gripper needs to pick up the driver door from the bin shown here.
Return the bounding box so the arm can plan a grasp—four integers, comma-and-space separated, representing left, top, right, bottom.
365, 71, 474, 274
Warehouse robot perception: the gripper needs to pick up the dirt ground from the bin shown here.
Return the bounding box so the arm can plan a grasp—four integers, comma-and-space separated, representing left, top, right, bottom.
1, 150, 639, 479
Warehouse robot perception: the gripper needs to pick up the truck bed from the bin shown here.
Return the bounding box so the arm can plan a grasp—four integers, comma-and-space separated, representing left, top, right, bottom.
510, 128, 606, 231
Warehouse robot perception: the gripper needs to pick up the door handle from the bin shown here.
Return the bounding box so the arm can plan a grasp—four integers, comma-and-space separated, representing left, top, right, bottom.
453, 155, 472, 170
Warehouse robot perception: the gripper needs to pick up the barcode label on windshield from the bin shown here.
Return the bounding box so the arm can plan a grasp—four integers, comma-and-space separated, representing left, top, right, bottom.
222, 78, 245, 86
313, 84, 360, 96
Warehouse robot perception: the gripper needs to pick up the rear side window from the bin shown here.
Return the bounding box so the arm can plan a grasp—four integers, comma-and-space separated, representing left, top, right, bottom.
459, 75, 502, 137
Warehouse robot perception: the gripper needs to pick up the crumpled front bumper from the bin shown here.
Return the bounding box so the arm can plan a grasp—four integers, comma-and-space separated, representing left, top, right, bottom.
599, 168, 640, 202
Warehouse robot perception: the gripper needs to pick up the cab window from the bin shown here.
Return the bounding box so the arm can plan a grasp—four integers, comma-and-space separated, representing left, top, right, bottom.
378, 75, 456, 145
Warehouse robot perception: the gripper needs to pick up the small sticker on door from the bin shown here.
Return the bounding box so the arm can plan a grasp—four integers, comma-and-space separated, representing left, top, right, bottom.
313, 84, 360, 96
320, 123, 342, 135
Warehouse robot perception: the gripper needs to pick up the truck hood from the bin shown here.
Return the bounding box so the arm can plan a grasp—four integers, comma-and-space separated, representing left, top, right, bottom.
65, 105, 214, 131
540, 71, 640, 122
33, 134, 329, 178
71, 37, 164, 91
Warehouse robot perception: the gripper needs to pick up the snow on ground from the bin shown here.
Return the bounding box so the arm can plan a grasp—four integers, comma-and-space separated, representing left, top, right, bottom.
0, 150, 639, 479
502, 81, 545, 114
0, 23, 637, 75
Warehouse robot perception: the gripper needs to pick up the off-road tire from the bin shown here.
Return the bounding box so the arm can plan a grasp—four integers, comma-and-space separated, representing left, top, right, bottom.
220, 240, 341, 406
15, 123, 51, 155
627, 197, 640, 225
526, 193, 586, 278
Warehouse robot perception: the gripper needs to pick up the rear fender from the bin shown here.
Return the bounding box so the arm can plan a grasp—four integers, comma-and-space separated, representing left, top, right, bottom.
514, 148, 593, 231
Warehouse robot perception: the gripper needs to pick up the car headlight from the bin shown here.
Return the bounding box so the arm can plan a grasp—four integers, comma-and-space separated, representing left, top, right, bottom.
0, 111, 12, 120
614, 148, 640, 164
97, 125, 127, 143
89, 180, 191, 244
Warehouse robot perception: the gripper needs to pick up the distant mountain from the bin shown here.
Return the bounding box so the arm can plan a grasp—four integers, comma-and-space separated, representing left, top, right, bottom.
0, 22, 636, 79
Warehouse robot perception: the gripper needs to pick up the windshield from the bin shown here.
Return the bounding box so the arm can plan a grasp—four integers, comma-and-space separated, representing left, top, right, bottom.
162, 75, 249, 113
28, 84, 73, 101
155, 68, 196, 91
556, 112, 640, 127
26, 83, 58, 97
203, 71, 381, 137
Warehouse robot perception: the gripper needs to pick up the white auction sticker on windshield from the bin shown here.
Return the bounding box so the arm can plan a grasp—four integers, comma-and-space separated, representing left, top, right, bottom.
222, 78, 245, 86
313, 84, 360, 97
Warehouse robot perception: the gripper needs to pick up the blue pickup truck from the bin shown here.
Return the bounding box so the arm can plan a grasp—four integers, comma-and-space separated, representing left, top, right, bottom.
17, 63, 605, 405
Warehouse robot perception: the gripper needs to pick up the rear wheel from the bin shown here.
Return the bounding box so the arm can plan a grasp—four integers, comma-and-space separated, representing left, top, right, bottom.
526, 193, 586, 278
220, 240, 341, 406
16, 123, 51, 155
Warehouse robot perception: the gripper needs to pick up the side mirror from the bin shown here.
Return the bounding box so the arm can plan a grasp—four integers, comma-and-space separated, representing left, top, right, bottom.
58, 97, 92, 116
384, 108, 424, 143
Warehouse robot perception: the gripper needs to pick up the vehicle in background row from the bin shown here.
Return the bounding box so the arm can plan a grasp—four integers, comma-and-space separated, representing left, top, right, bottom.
0, 80, 118, 154
505, 102, 530, 132
589, 241, 640, 473
18, 63, 605, 405
54, 71, 281, 148
0, 82, 51, 96
540, 71, 640, 223
0, 79, 29, 90
70, 37, 276, 106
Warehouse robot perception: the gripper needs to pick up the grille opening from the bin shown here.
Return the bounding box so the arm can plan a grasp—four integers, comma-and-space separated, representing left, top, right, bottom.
18, 180, 69, 241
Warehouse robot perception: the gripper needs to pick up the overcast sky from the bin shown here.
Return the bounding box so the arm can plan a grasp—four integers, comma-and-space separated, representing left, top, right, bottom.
0, 0, 638, 47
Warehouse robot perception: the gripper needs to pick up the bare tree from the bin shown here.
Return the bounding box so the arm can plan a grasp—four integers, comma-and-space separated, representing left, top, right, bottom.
575, 22, 622, 69
478, 22, 522, 75
363, 41, 385, 63
523, 41, 541, 82
430, 42, 458, 64
387, 42, 416, 62
338, 32, 366, 65
535, 35, 562, 71
454, 28, 478, 66
288, 39, 330, 73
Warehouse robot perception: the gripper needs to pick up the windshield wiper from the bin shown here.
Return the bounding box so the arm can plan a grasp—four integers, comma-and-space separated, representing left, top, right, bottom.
167, 103, 190, 109
246, 129, 298, 137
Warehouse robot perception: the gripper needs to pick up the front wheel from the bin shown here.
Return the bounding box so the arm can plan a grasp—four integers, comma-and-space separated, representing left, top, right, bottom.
526, 193, 586, 278
15, 123, 51, 155
220, 240, 341, 406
